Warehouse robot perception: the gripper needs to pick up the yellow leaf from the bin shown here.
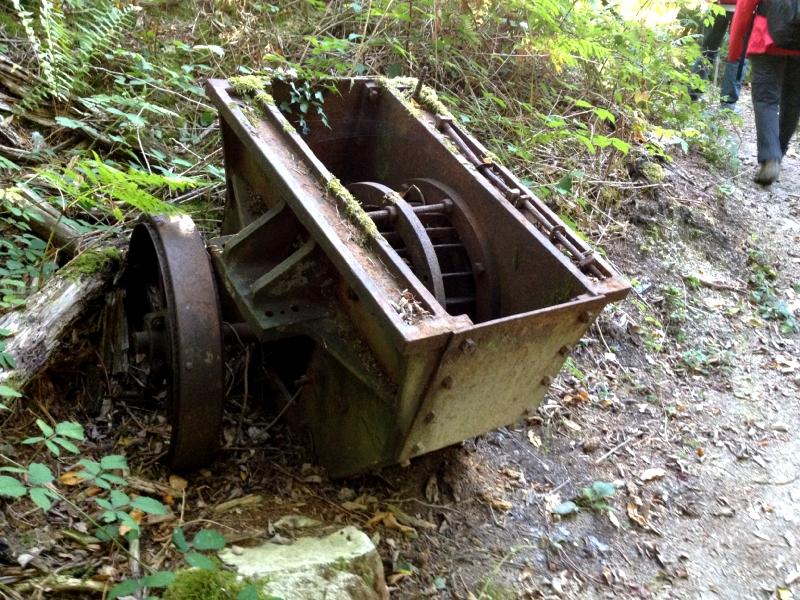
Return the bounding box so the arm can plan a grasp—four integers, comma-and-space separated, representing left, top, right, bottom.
169, 474, 188, 492
59, 471, 85, 486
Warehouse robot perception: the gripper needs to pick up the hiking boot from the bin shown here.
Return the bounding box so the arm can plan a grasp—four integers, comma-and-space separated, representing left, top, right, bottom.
754, 160, 781, 185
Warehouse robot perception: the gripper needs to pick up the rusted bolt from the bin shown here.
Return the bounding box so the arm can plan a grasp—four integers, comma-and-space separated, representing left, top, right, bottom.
368, 87, 379, 102
579, 310, 594, 323
541, 375, 553, 386
460, 338, 477, 354
558, 345, 571, 356
424, 411, 436, 424
441, 376, 454, 389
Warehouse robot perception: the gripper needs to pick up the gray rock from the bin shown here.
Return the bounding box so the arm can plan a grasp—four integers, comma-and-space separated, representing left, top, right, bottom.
220, 525, 388, 600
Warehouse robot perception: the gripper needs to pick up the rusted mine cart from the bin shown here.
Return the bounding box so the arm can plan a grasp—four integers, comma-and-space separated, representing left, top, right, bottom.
122, 77, 630, 476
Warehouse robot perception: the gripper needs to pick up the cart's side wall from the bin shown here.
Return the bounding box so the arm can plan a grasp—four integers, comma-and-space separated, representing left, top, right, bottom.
399, 295, 609, 461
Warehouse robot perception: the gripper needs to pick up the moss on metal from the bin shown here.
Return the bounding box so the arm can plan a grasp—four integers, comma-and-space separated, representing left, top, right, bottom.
229, 75, 275, 107
326, 178, 379, 240
379, 77, 452, 118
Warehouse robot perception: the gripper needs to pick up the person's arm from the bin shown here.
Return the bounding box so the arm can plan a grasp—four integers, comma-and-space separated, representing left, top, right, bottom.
727, 0, 758, 61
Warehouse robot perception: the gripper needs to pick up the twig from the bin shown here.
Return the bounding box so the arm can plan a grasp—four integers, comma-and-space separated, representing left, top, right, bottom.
129, 537, 142, 600
235, 346, 251, 445
594, 434, 647, 465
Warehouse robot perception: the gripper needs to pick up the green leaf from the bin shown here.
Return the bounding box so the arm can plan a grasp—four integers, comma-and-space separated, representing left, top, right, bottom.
53, 437, 80, 454
0, 385, 21, 398
0, 403, 8, 411
172, 527, 190, 553
21, 437, 43, 445
27, 462, 54, 485
610, 138, 631, 154
592, 134, 612, 148
130, 496, 169, 515
102, 473, 127, 485
192, 529, 226, 551
110, 489, 130, 508
29, 487, 53, 511
103, 510, 118, 523
108, 578, 143, 600
591, 481, 617, 498
141, 571, 176, 588
96, 497, 113, 510
236, 585, 261, 600
185, 552, 216, 571
100, 455, 128, 470
592, 107, 616, 123
553, 501, 579, 515
94, 476, 113, 490
44, 440, 61, 456
35, 418, 54, 437
0, 475, 26, 498
95, 524, 119, 541
55, 421, 85, 440
79, 459, 102, 475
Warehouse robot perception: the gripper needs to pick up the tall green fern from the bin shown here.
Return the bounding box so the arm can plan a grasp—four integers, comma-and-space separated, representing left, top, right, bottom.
37, 155, 196, 221
10, 0, 137, 110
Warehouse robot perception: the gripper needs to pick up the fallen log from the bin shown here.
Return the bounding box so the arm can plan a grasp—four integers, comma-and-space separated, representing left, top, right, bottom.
0, 246, 122, 391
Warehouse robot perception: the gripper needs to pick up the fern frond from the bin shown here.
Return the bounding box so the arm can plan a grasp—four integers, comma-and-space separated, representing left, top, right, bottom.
12, 0, 137, 112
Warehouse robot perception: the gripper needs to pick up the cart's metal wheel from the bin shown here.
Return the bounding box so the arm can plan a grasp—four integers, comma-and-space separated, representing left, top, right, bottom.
124, 215, 224, 470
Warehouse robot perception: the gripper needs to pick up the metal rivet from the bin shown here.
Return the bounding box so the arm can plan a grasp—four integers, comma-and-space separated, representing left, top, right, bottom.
579, 310, 593, 323
541, 375, 553, 386
441, 376, 454, 389
412, 443, 424, 454
460, 338, 477, 354
424, 411, 436, 424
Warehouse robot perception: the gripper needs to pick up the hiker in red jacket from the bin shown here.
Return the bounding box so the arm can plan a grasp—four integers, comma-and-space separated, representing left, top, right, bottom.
728, 0, 800, 184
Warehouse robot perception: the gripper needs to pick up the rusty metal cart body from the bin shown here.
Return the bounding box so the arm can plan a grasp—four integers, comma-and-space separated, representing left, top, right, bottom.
123, 77, 629, 477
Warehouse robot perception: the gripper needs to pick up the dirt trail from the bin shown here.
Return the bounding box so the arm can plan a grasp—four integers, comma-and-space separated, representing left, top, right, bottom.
449, 95, 800, 599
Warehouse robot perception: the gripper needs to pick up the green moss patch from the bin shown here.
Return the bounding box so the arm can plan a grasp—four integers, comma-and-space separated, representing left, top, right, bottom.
63, 247, 122, 280
229, 75, 275, 108
379, 77, 452, 117
326, 177, 379, 240
162, 568, 269, 600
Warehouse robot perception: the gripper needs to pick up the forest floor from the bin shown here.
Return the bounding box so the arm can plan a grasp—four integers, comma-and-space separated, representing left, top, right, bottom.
2, 91, 800, 600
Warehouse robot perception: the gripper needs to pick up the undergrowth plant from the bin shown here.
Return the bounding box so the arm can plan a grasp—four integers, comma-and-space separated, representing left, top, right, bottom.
0, 416, 267, 599
747, 245, 799, 334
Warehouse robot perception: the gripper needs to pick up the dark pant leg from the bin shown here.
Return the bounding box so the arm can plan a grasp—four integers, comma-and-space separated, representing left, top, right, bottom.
720, 58, 747, 104
751, 54, 786, 163
693, 12, 734, 79
779, 57, 800, 155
